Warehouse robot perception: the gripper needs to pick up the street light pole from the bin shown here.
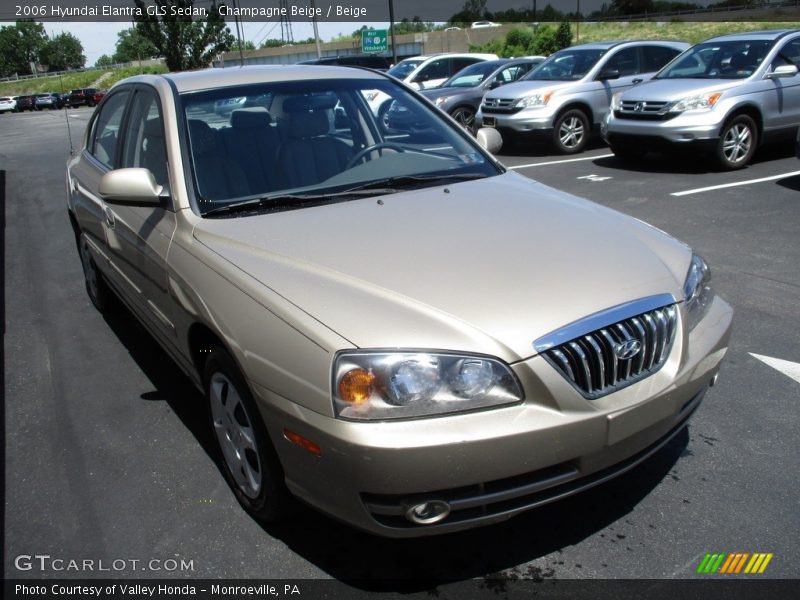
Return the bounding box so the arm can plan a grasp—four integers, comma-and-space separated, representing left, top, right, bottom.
388, 0, 397, 65
310, 0, 322, 58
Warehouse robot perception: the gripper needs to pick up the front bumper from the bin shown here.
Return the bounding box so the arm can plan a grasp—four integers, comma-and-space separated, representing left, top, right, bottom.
255, 295, 733, 537
476, 105, 559, 134
602, 108, 727, 146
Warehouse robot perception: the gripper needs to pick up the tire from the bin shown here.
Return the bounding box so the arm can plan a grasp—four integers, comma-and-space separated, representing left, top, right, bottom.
77, 232, 112, 311
205, 347, 294, 522
716, 114, 757, 170
377, 101, 392, 132
87, 100, 95, 108
553, 108, 590, 154
450, 106, 476, 134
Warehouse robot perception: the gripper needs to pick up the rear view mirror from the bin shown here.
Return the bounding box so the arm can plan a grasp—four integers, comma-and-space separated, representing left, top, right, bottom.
99, 168, 165, 206
476, 127, 503, 154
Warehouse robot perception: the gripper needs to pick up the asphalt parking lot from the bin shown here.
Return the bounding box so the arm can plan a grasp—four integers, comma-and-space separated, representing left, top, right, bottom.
3, 108, 799, 592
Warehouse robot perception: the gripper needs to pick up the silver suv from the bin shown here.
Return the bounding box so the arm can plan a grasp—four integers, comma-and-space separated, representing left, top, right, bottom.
476, 40, 689, 153
602, 29, 800, 169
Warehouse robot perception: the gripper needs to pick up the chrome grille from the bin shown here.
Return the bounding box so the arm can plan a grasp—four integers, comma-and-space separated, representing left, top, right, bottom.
536, 298, 678, 399
481, 97, 517, 112
615, 100, 674, 121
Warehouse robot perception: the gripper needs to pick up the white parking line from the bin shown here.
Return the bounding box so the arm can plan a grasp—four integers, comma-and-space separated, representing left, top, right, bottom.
671, 170, 800, 197
508, 153, 614, 169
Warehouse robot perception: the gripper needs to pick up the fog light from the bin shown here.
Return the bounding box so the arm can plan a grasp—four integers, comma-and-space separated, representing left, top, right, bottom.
404, 500, 451, 525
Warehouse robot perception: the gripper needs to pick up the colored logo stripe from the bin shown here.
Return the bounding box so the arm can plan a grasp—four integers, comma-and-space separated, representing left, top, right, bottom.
697, 552, 773, 574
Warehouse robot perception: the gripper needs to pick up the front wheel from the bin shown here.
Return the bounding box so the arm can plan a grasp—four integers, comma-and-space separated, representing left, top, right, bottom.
450, 106, 476, 134
553, 109, 590, 154
716, 115, 757, 170
205, 348, 294, 522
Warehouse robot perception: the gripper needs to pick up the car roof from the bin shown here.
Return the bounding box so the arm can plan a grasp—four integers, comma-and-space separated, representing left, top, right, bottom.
704, 28, 800, 43
121, 65, 387, 94
566, 40, 687, 51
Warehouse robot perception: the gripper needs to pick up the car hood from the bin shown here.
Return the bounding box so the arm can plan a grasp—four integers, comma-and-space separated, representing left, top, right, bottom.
483, 80, 572, 100
619, 78, 743, 101
421, 87, 477, 101
193, 172, 690, 362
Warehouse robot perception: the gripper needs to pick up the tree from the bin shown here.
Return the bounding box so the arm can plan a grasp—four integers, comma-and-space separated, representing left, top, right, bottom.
133, 0, 235, 72
0, 20, 48, 77
95, 54, 115, 67
113, 27, 159, 63
40, 32, 85, 71
610, 0, 656, 14
554, 21, 572, 51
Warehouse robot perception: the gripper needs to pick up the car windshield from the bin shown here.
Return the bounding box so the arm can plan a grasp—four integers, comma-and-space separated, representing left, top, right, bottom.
655, 40, 774, 79
441, 61, 503, 88
181, 78, 499, 217
522, 49, 606, 81
387, 59, 424, 79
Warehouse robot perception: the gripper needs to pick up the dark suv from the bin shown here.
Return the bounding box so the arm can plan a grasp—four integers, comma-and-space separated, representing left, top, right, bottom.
15, 95, 36, 112
68, 88, 99, 108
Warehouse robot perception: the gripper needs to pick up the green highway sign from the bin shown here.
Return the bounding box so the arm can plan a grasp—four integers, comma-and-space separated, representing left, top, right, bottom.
361, 29, 388, 54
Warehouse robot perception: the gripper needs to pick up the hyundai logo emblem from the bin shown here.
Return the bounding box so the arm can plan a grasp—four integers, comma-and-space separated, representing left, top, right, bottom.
615, 339, 642, 360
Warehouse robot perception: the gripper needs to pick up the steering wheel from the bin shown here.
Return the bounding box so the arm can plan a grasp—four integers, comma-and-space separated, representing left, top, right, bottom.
346, 142, 407, 169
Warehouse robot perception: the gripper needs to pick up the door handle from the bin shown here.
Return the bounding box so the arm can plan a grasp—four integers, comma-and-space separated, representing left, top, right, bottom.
104, 207, 115, 229
632, 78, 643, 84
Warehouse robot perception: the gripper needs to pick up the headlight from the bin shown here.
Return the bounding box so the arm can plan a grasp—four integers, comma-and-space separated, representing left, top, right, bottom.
516, 91, 554, 109
610, 91, 624, 111
333, 351, 523, 420
669, 92, 722, 114
683, 254, 713, 329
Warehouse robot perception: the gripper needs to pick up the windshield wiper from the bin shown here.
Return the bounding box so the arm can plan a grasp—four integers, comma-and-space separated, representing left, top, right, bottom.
203, 173, 488, 217
341, 172, 489, 194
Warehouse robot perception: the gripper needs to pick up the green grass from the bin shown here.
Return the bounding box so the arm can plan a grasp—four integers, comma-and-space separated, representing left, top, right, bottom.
572, 21, 800, 45
0, 64, 168, 96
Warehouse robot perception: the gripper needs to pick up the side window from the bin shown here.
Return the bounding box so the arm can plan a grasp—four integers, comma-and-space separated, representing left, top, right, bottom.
89, 90, 130, 168
773, 39, 800, 70
451, 57, 479, 75
643, 46, 681, 72
605, 47, 640, 77
121, 88, 168, 187
417, 58, 450, 82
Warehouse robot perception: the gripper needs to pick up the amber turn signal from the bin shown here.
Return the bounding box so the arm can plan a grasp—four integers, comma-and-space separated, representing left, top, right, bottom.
338, 368, 374, 404
283, 429, 322, 457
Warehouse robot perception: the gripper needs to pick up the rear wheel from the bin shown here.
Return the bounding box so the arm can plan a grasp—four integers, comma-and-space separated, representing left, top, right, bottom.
716, 114, 757, 170
77, 232, 111, 311
553, 108, 590, 154
205, 348, 294, 522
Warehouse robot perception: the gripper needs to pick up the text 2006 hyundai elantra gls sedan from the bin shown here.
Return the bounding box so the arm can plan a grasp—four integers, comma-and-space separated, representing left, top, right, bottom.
66, 66, 732, 537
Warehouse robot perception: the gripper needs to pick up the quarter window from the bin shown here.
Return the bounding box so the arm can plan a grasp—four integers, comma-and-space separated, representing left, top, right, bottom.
90, 91, 130, 168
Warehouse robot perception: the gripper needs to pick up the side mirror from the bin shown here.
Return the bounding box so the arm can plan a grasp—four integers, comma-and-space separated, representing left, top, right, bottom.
487, 79, 502, 90
99, 168, 166, 206
597, 68, 620, 81
767, 64, 798, 79
476, 127, 503, 154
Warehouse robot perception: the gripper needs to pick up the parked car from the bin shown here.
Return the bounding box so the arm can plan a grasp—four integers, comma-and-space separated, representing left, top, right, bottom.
15, 95, 36, 112
92, 89, 107, 105
67, 65, 732, 537
471, 21, 501, 28
419, 57, 546, 132
476, 40, 689, 153
35, 92, 64, 110
68, 88, 99, 107
603, 29, 800, 170
0, 96, 15, 113
299, 54, 391, 71
369, 53, 499, 124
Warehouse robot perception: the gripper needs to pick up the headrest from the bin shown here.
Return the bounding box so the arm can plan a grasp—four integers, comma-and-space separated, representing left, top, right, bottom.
282, 93, 338, 114
288, 111, 330, 139
143, 117, 163, 137
188, 119, 217, 157
231, 107, 272, 129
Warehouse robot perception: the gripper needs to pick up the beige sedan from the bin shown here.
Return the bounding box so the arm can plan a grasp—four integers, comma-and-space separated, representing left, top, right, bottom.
66, 66, 732, 537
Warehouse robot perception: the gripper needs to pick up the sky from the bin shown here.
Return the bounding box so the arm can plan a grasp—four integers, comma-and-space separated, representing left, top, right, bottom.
46, 21, 387, 66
